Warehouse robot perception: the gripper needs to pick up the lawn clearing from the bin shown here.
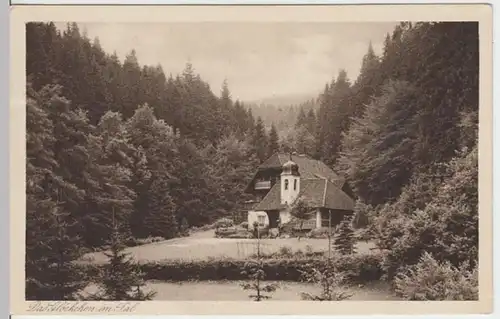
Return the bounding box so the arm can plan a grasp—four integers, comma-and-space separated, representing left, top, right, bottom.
83, 230, 377, 264
83, 280, 399, 301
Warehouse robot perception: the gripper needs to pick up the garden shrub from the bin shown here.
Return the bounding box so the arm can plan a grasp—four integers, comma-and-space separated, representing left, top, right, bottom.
239, 221, 249, 229
251, 246, 324, 260
214, 218, 234, 229
278, 246, 293, 257
215, 226, 249, 238
393, 252, 478, 300
198, 224, 216, 231
307, 227, 331, 239
248, 225, 270, 239
137, 252, 384, 283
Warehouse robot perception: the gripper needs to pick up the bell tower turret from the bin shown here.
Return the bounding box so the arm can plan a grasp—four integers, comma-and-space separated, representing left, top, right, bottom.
280, 159, 300, 205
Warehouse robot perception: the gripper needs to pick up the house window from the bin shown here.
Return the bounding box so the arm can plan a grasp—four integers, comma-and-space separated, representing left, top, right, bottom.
284, 179, 289, 190
257, 215, 266, 226
294, 179, 297, 190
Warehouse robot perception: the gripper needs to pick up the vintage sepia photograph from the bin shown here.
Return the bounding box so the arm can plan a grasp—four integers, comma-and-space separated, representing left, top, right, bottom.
10, 3, 493, 316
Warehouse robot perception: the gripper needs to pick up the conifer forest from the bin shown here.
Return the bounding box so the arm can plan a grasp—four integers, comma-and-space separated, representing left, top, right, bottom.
26, 21, 480, 302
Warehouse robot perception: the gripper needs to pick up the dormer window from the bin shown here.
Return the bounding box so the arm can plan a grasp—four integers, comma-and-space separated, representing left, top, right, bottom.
284, 179, 289, 190
294, 179, 297, 190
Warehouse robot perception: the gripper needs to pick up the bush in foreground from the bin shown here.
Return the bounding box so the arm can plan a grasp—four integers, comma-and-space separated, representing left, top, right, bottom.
299, 263, 353, 301
393, 252, 478, 301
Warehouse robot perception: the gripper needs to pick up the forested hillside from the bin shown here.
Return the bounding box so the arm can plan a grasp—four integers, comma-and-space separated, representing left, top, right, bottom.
26, 22, 283, 249
26, 21, 479, 300
246, 98, 318, 134
250, 22, 479, 296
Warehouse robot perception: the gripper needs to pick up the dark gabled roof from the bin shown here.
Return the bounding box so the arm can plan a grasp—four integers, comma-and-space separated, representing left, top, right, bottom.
253, 178, 354, 212
258, 153, 345, 187
253, 183, 286, 211
323, 179, 355, 211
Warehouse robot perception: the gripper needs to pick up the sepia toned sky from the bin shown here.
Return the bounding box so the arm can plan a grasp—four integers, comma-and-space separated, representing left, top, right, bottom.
58, 22, 398, 101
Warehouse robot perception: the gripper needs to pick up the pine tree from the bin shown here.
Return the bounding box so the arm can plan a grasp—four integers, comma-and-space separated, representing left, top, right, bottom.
26, 22, 62, 90
26, 190, 88, 300
336, 80, 418, 205
267, 124, 280, 157
145, 174, 178, 239
91, 219, 156, 300
305, 109, 316, 134
295, 107, 307, 128
246, 108, 255, 134
251, 117, 268, 163
86, 111, 136, 246
233, 100, 249, 139
26, 82, 90, 300
334, 215, 357, 255
206, 134, 259, 219
350, 42, 382, 119
121, 50, 143, 119
294, 125, 315, 156
321, 70, 352, 166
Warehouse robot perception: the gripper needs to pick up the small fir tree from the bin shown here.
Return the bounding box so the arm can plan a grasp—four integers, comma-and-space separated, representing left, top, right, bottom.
334, 215, 357, 255
91, 217, 156, 301
299, 263, 353, 301
240, 223, 278, 301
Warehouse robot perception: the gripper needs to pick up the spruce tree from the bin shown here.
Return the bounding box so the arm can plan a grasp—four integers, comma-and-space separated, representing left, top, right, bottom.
299, 264, 352, 301
91, 219, 156, 301
334, 214, 357, 255
294, 125, 315, 156
246, 108, 255, 134
145, 175, 178, 239
251, 117, 268, 163
26, 190, 88, 300
240, 223, 278, 301
121, 50, 143, 119
267, 123, 280, 157
295, 107, 307, 128
305, 109, 316, 134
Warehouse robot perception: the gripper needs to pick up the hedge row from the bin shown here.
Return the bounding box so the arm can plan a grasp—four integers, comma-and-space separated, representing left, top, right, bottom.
138, 252, 384, 283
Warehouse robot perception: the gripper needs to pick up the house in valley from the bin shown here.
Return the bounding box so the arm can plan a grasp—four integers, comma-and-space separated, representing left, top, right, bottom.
244, 153, 355, 232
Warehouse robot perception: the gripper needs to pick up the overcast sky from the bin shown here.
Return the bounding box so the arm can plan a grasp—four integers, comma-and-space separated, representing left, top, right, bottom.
61, 22, 398, 101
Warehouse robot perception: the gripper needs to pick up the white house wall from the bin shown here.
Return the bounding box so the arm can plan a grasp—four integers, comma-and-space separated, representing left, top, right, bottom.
247, 210, 269, 227
315, 209, 322, 228
279, 210, 291, 224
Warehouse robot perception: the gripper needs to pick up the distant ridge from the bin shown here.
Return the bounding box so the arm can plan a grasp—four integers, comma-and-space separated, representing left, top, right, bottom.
245, 92, 319, 108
